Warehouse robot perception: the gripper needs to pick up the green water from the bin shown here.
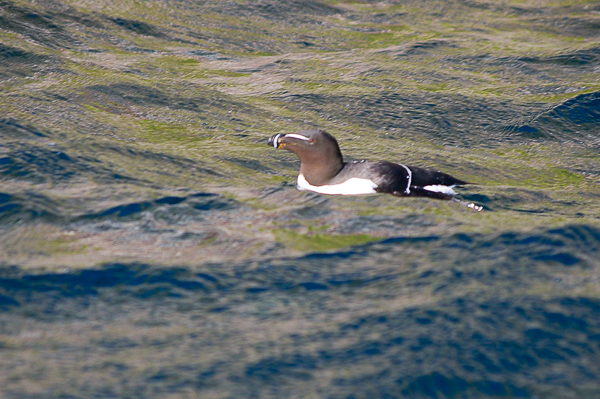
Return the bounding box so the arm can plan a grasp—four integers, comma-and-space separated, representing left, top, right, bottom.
1, 0, 600, 397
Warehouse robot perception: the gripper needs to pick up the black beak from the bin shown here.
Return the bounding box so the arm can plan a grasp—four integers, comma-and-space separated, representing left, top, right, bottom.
268, 134, 283, 149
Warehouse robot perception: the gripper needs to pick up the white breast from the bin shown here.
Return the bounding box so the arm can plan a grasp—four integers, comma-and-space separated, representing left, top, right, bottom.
297, 174, 377, 195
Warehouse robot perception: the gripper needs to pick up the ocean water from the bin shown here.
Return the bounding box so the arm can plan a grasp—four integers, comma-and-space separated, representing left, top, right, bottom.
1, 0, 600, 398
1, 224, 600, 397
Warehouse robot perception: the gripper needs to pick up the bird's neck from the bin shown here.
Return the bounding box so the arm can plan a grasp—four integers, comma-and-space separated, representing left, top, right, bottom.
300, 156, 343, 186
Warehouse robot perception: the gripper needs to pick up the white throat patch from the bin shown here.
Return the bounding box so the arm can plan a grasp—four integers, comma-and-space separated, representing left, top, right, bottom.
297, 174, 377, 195
285, 133, 311, 141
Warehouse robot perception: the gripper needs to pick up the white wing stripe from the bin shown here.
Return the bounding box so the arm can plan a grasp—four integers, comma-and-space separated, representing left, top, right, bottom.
423, 185, 457, 195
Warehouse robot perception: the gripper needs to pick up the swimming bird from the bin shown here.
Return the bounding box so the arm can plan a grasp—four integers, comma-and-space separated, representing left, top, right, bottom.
268, 129, 472, 201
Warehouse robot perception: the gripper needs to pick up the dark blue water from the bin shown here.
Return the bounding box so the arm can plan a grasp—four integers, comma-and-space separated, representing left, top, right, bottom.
2, 0, 600, 397
1, 225, 600, 398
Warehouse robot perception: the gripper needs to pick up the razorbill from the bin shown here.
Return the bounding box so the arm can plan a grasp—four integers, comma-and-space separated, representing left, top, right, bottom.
268, 129, 474, 201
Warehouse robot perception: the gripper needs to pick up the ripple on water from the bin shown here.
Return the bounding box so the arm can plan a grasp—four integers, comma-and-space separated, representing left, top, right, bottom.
516, 91, 600, 144
1, 225, 600, 397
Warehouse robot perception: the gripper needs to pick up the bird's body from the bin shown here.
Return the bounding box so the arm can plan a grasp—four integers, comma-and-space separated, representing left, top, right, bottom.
268, 129, 469, 201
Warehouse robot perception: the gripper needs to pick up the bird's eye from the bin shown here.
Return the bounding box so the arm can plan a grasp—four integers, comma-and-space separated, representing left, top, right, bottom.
309, 138, 315, 144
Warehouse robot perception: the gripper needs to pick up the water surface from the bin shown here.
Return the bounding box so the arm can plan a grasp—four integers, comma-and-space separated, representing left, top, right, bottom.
1, 0, 600, 397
